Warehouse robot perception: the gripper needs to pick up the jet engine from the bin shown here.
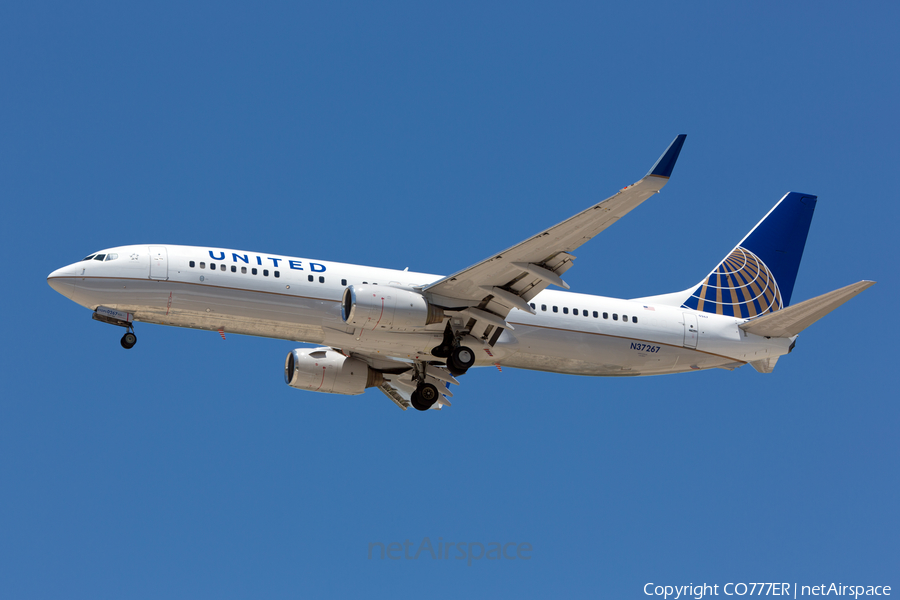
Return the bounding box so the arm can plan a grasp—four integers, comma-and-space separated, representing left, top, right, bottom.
284, 348, 383, 395
341, 285, 444, 331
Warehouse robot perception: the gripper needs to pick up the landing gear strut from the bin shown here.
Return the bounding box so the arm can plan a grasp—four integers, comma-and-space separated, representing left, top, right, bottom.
410, 382, 439, 411
431, 324, 454, 358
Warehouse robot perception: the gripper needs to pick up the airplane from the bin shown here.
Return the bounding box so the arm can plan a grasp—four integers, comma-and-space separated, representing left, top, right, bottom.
47, 135, 875, 411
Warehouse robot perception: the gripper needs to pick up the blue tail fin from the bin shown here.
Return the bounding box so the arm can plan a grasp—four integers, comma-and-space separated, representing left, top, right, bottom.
681, 192, 817, 318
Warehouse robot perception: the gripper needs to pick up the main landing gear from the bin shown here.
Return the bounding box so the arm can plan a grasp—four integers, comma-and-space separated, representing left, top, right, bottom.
414, 343, 472, 411
446, 345, 475, 376
432, 323, 476, 377
410, 382, 440, 412
411, 339, 475, 411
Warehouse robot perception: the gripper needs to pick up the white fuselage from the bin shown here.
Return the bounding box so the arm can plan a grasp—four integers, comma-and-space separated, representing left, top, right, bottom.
47, 244, 793, 376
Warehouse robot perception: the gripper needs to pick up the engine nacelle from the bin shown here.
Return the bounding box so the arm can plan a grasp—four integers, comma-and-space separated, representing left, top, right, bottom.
341, 285, 444, 331
284, 348, 383, 395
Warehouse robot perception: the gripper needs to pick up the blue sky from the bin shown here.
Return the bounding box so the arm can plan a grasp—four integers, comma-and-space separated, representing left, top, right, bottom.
2, 2, 897, 598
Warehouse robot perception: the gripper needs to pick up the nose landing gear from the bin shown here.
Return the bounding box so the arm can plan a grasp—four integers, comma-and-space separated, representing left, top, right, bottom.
120, 329, 137, 349
92, 307, 138, 349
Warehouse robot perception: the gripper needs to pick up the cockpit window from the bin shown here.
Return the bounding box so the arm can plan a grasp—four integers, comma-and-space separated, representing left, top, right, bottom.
82, 254, 96, 261
93, 254, 106, 261
105, 253, 118, 261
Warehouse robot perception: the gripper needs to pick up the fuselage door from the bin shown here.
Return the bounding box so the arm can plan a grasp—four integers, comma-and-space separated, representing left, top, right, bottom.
683, 312, 699, 349
149, 246, 168, 280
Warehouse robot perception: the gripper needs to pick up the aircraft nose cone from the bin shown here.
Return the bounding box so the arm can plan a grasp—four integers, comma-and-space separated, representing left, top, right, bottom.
47, 265, 77, 299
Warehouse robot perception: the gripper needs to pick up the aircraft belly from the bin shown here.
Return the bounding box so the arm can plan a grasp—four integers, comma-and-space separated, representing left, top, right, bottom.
500, 324, 737, 376
325, 332, 445, 359
73, 277, 333, 344
140, 308, 327, 343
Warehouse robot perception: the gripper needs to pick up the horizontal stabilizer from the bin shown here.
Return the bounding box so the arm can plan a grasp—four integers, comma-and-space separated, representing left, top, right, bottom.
739, 280, 875, 338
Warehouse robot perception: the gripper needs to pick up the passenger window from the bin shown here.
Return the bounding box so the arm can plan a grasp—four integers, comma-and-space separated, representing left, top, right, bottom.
252, 268, 257, 275
573, 309, 578, 316
241, 267, 247, 274
231, 265, 237, 273
210, 263, 215, 270
553, 306, 558, 313
189, 261, 195, 268
94, 254, 106, 261
584, 311, 589, 317
308, 275, 314, 282
593, 311, 598, 318
623, 315, 627, 322
541, 304, 547, 311
319, 276, 325, 283
363, 282, 368, 285
105, 254, 118, 261
563, 307, 568, 314
632, 316, 638, 323
613, 314, 618, 321
220, 264, 225, 271
530, 303, 536, 309
341, 279, 347, 286
263, 269, 269, 276
274, 271, 280, 278
603, 312, 608, 319
200, 262, 206, 269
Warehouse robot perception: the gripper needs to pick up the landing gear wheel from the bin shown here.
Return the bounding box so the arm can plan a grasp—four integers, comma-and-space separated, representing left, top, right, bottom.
410, 391, 428, 411
419, 382, 439, 403
410, 383, 439, 411
120, 331, 137, 349
447, 345, 475, 375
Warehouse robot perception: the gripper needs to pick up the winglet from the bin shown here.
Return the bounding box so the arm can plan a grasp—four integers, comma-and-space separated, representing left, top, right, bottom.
647, 134, 687, 178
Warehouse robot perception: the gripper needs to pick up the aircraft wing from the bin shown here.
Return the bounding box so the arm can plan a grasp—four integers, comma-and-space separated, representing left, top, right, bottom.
423, 135, 686, 333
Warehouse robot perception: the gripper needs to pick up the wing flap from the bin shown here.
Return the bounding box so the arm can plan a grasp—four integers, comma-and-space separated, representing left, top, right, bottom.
739, 280, 875, 338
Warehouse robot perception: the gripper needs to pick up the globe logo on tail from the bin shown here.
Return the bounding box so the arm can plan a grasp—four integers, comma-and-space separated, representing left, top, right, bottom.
682, 247, 783, 318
